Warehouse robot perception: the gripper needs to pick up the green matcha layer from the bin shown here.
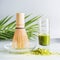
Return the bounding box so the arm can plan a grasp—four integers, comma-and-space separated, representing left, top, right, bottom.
38, 34, 50, 46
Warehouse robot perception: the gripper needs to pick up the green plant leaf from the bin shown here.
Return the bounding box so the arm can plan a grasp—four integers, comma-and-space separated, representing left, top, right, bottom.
2, 16, 13, 25
25, 14, 31, 19
0, 16, 8, 25
3, 21, 15, 30
25, 16, 41, 27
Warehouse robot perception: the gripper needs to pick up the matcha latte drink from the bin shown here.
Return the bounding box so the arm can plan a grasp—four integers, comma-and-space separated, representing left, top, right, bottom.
38, 34, 50, 46
38, 17, 50, 46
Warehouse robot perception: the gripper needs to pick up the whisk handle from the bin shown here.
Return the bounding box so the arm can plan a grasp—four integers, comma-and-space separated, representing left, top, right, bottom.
16, 13, 25, 28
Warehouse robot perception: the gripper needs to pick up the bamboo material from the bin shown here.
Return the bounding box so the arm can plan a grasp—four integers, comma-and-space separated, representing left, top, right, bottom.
16, 13, 24, 28
12, 13, 29, 48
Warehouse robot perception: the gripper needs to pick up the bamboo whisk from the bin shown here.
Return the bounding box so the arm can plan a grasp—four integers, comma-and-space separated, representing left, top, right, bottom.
12, 13, 29, 48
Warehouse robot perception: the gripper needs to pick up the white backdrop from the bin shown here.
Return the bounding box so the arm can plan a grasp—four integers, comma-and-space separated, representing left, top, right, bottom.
0, 0, 60, 38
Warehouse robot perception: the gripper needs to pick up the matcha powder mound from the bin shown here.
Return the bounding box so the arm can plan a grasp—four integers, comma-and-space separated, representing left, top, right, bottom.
31, 48, 52, 55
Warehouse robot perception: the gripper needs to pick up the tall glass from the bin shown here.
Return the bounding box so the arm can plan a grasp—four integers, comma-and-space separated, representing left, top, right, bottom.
38, 17, 50, 46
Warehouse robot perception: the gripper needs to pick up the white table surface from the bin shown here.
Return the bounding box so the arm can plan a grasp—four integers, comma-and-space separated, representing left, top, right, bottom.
0, 38, 60, 60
